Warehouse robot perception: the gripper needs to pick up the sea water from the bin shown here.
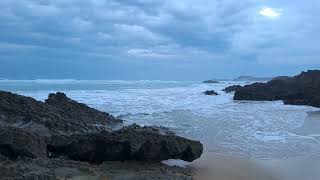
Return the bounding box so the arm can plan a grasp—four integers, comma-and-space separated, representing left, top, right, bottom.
1, 79, 319, 159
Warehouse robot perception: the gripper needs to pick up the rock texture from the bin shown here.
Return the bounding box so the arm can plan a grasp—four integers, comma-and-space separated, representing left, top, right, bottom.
222, 85, 243, 93
0, 90, 203, 176
48, 124, 202, 163
203, 90, 219, 96
0, 158, 194, 180
234, 70, 320, 108
0, 127, 46, 160
0, 91, 121, 137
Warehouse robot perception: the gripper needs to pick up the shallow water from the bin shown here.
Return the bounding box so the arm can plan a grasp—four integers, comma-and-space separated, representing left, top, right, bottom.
1, 79, 319, 159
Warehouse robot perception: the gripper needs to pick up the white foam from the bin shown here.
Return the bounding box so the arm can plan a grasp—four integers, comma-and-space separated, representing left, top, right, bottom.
161, 159, 190, 168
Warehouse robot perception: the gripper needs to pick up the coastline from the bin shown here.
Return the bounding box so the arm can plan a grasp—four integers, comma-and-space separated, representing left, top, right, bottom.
0, 91, 201, 179
191, 111, 320, 180
0, 75, 319, 179
191, 152, 320, 180
191, 152, 279, 180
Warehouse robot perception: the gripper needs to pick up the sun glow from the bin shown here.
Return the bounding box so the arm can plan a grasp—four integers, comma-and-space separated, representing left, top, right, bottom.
259, 7, 282, 18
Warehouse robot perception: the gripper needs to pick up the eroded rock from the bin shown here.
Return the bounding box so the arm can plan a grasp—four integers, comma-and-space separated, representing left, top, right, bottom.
0, 91, 203, 164
0, 91, 123, 137
48, 125, 203, 163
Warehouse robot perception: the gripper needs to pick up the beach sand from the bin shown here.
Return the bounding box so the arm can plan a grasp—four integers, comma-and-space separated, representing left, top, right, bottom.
191, 153, 279, 180
191, 111, 320, 180
191, 152, 320, 180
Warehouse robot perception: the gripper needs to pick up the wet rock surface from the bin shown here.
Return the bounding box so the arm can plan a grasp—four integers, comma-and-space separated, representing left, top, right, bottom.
48, 125, 203, 163
234, 70, 320, 108
0, 158, 194, 180
0, 91, 203, 179
0, 127, 46, 160
222, 85, 243, 93
0, 91, 122, 137
203, 90, 219, 96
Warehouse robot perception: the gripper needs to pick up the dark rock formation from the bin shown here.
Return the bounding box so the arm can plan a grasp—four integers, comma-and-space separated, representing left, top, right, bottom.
203, 90, 219, 96
234, 70, 320, 108
0, 91, 203, 165
0, 158, 194, 180
45, 92, 121, 127
203, 80, 219, 83
48, 124, 202, 163
0, 91, 122, 137
222, 85, 243, 93
0, 127, 46, 160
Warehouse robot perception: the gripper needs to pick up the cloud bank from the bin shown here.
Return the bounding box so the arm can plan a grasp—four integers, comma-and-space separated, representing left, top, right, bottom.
0, 0, 319, 80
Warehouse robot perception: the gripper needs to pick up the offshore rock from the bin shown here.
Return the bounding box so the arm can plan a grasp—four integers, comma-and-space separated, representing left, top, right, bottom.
222, 85, 243, 93
203, 90, 219, 96
234, 70, 320, 108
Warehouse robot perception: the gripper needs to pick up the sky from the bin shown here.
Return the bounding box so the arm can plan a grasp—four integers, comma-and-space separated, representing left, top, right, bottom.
0, 0, 319, 80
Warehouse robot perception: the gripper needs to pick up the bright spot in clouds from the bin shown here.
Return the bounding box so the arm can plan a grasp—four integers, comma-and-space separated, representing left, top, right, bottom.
259, 7, 282, 18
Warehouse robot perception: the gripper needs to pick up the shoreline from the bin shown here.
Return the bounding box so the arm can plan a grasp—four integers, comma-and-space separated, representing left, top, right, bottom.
191, 152, 279, 180
1, 74, 319, 179
190, 111, 320, 180
190, 152, 320, 180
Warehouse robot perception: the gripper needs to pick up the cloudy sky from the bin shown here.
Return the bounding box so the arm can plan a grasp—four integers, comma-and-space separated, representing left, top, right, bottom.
0, 0, 319, 80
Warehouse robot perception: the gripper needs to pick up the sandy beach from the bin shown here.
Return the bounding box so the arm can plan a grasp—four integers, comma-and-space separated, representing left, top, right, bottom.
191, 111, 320, 180
192, 153, 279, 180
191, 152, 320, 180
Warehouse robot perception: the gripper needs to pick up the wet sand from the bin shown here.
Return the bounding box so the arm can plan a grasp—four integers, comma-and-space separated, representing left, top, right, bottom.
191, 111, 320, 180
263, 154, 320, 180
191, 153, 279, 180
191, 152, 320, 180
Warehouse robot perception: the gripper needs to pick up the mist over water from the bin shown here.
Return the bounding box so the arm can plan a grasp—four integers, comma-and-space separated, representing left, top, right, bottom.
1, 79, 319, 160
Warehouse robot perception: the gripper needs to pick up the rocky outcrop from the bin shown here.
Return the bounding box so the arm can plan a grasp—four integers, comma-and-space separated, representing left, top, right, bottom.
0, 158, 194, 180
203, 80, 219, 83
203, 90, 219, 96
0, 127, 46, 160
0, 91, 122, 137
222, 85, 243, 93
234, 70, 320, 108
45, 92, 121, 128
48, 125, 202, 163
0, 91, 203, 165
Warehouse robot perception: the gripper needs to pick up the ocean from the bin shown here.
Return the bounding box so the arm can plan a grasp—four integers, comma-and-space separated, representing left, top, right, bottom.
1, 79, 319, 160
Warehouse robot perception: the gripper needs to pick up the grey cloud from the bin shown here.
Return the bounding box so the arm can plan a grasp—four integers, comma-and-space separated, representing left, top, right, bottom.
0, 0, 319, 80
